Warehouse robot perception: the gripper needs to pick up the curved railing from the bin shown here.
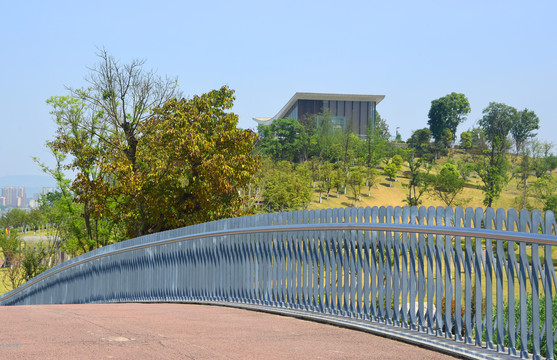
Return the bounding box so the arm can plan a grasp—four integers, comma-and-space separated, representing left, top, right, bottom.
1, 206, 556, 359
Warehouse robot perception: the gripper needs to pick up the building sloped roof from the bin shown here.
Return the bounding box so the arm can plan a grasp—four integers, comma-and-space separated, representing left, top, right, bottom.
253, 92, 385, 125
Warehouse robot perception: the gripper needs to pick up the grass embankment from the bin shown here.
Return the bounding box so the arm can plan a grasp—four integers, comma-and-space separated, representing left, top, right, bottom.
309, 152, 545, 211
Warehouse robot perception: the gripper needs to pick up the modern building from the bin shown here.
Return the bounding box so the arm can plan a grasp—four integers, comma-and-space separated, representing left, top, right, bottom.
253, 92, 385, 137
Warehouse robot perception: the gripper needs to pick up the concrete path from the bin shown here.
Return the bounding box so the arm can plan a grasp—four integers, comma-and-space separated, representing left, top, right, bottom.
0, 303, 458, 359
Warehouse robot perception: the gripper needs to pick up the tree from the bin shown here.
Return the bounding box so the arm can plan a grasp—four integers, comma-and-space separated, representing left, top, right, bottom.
427, 93, 471, 144
384, 162, 398, 187
476, 102, 516, 207
411, 128, 432, 150
333, 165, 345, 198
373, 111, 391, 139
0, 230, 25, 291
531, 175, 557, 203
366, 168, 378, 197
403, 159, 431, 206
44, 50, 181, 240
69, 48, 181, 173
348, 168, 364, 207
96, 87, 260, 236
510, 108, 540, 156
391, 154, 403, 170
543, 195, 557, 214
366, 121, 388, 168
44, 95, 121, 251
460, 131, 472, 153
263, 161, 311, 211
257, 118, 306, 162
432, 162, 465, 207
321, 162, 335, 201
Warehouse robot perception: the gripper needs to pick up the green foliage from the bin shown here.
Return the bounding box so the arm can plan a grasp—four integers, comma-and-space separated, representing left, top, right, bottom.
0, 208, 28, 229
511, 108, 540, 155
366, 168, 379, 196
403, 159, 431, 206
257, 118, 307, 162
0, 230, 25, 290
263, 161, 311, 211
442, 128, 453, 148
347, 168, 364, 206
432, 162, 465, 206
460, 131, 472, 151
543, 195, 557, 214
21, 242, 49, 282
391, 154, 403, 169
118, 87, 260, 236
321, 162, 336, 200
366, 124, 388, 168
476, 102, 516, 207
411, 128, 432, 150
427, 92, 471, 143
384, 162, 398, 183
456, 160, 474, 182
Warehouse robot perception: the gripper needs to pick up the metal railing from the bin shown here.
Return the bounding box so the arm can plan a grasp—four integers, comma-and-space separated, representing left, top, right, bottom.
1, 206, 556, 359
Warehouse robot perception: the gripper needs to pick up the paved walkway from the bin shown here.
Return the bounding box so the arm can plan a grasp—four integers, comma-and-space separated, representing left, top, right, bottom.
0, 303, 458, 359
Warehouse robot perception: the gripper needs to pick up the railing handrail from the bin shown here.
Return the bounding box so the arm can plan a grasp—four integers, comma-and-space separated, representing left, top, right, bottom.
2, 221, 555, 304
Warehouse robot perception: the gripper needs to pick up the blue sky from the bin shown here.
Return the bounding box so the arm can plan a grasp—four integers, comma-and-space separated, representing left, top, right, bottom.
1, 0, 556, 178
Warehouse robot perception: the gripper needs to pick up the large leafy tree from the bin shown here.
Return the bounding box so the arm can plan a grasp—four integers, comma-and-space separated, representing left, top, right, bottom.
257, 118, 306, 162
68, 48, 180, 172
427, 93, 471, 143
510, 108, 540, 155
476, 102, 516, 207
87, 86, 260, 237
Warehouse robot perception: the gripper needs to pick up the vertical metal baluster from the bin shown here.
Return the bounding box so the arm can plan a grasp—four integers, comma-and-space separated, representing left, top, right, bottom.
393, 206, 402, 327
378, 207, 387, 322
495, 208, 506, 353
330, 222, 338, 315
425, 207, 435, 335
363, 207, 372, 321
454, 207, 464, 341
506, 209, 519, 356
544, 211, 555, 360
400, 206, 410, 328
531, 210, 543, 359
418, 206, 427, 332
485, 208, 495, 349
444, 207, 454, 339
473, 208, 484, 347
408, 206, 418, 330
464, 207, 474, 344
519, 209, 530, 359
385, 207, 394, 325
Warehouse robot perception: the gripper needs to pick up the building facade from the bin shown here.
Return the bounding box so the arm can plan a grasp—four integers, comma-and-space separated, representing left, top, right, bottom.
253, 92, 385, 137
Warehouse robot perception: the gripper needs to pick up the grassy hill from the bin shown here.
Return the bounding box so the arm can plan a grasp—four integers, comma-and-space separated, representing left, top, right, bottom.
307, 153, 544, 211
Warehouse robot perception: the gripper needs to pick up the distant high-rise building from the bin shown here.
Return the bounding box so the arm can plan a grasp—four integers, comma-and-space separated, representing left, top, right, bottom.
1, 187, 27, 207
2, 187, 17, 207
41, 187, 54, 196
0, 196, 5, 206
18, 187, 26, 207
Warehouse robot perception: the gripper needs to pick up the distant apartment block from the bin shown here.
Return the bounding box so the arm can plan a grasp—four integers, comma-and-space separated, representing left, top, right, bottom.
1, 187, 26, 208
253, 92, 385, 137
